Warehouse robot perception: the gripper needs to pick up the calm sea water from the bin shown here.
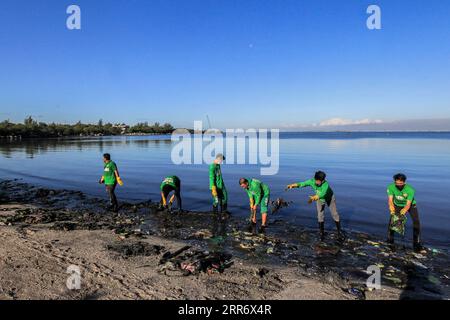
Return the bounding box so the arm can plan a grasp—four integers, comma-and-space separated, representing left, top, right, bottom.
1, 132, 449, 248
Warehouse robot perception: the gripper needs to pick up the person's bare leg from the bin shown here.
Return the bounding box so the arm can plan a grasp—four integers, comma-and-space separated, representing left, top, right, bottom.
262, 213, 267, 226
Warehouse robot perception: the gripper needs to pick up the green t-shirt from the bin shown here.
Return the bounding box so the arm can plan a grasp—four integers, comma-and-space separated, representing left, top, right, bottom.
245, 178, 270, 205
103, 161, 117, 186
296, 178, 334, 204
209, 163, 225, 189
387, 183, 416, 207
160, 176, 180, 191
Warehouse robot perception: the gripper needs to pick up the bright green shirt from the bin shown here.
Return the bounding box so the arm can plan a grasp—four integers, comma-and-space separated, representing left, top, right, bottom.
209, 163, 225, 189
245, 178, 270, 205
103, 161, 117, 186
296, 178, 334, 203
160, 176, 180, 191
387, 183, 416, 207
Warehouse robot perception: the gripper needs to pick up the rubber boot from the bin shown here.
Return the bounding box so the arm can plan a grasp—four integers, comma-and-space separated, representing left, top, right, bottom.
335, 221, 344, 241
258, 225, 266, 234
319, 222, 325, 242
247, 221, 257, 233
221, 203, 228, 214
413, 230, 425, 253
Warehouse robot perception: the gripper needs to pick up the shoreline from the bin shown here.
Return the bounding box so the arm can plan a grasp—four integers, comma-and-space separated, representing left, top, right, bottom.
0, 180, 448, 300
2, 131, 450, 141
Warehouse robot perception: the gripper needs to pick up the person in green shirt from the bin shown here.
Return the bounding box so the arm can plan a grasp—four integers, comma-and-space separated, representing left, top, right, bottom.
160, 175, 182, 212
287, 171, 342, 241
99, 153, 122, 213
387, 173, 424, 252
209, 154, 228, 213
239, 177, 270, 233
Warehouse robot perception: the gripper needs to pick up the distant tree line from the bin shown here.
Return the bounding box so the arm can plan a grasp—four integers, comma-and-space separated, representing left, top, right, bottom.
127, 122, 175, 134
0, 117, 175, 138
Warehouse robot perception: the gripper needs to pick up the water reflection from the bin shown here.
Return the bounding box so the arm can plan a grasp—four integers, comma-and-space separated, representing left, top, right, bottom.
0, 136, 172, 158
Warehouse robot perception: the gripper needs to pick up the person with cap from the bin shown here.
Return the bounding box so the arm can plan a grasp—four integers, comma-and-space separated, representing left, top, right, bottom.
209, 153, 228, 213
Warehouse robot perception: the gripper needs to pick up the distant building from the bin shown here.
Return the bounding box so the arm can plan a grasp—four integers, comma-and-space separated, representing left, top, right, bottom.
113, 123, 129, 134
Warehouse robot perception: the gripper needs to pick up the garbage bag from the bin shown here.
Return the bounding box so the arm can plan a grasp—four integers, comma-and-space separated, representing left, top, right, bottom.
390, 213, 407, 236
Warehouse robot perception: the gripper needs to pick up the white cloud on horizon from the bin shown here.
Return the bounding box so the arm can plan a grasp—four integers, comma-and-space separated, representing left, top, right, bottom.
316, 118, 384, 127
279, 118, 450, 131
281, 117, 384, 129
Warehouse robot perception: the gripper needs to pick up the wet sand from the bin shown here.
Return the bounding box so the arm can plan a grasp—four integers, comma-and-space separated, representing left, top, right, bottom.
0, 180, 448, 300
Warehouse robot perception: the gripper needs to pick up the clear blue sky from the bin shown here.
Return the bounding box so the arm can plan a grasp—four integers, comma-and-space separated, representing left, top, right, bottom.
0, 0, 449, 128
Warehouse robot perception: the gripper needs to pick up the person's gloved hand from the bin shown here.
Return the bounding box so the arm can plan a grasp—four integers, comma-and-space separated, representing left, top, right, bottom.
99, 178, 104, 184
308, 195, 319, 204
211, 186, 218, 198
389, 204, 396, 215
400, 208, 409, 215
117, 177, 124, 186
286, 184, 298, 190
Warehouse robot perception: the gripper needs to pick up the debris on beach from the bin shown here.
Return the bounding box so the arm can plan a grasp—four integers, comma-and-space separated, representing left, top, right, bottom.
51, 221, 78, 231
347, 287, 366, 300
158, 247, 233, 276
314, 243, 340, 256
160, 245, 191, 264
107, 241, 165, 258
189, 229, 213, 240
271, 198, 293, 214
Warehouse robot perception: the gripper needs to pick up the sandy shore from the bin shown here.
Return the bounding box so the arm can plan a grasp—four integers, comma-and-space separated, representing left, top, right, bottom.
0, 180, 448, 300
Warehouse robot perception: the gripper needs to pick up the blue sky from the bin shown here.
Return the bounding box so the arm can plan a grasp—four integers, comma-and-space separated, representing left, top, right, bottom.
0, 0, 449, 129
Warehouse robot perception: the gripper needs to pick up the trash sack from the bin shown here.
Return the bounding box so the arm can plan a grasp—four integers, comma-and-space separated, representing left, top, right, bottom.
390, 213, 407, 235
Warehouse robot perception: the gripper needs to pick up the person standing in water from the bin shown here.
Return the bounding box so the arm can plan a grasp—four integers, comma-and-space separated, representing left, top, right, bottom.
287, 171, 342, 241
160, 175, 182, 212
209, 154, 228, 214
239, 177, 270, 233
99, 153, 122, 213
387, 173, 424, 252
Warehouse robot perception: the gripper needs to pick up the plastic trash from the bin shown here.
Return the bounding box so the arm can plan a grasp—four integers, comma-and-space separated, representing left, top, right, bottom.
428, 275, 441, 285
410, 260, 428, 269
348, 288, 365, 300
383, 276, 402, 285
